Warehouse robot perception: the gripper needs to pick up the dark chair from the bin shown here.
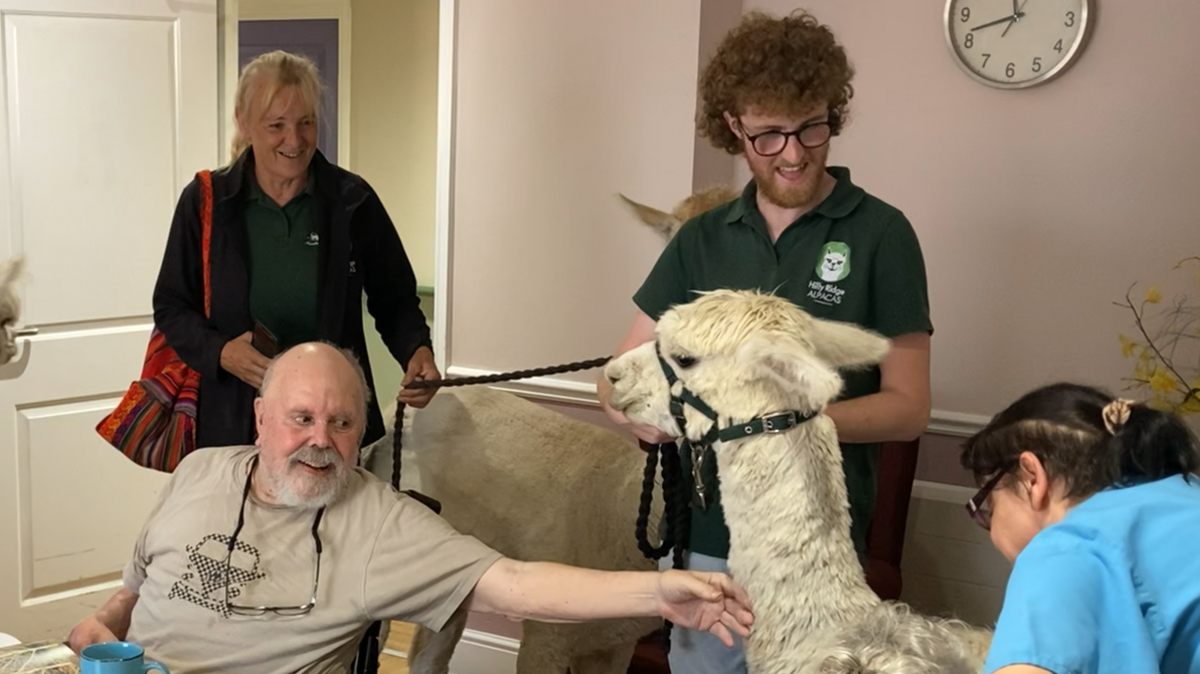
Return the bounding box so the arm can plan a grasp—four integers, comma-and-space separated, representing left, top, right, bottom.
626, 438, 923, 673
862, 437, 922, 601
351, 490, 443, 674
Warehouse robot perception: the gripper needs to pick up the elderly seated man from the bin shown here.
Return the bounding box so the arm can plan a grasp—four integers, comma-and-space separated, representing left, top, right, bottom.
68, 342, 754, 673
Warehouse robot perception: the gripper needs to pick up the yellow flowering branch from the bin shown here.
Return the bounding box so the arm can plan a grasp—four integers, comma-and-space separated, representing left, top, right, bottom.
1115, 256, 1200, 415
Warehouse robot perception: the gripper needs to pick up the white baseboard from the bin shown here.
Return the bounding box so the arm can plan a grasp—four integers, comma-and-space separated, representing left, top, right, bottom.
445, 366, 994, 437
388, 628, 521, 674
448, 629, 521, 674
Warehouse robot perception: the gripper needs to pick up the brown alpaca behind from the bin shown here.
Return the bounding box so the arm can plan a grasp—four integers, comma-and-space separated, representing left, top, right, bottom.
619, 185, 739, 240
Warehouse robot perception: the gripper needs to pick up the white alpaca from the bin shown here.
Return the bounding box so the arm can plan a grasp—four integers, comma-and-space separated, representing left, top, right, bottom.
0, 255, 27, 365
604, 288, 991, 674
364, 387, 663, 674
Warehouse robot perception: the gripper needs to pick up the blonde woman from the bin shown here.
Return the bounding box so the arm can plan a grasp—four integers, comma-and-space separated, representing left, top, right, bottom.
152, 50, 438, 451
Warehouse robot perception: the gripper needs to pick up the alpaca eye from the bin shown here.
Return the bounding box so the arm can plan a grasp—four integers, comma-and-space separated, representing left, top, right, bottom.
673, 354, 698, 369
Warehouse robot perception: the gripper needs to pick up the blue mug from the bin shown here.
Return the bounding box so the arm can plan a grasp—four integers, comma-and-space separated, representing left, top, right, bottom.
79, 642, 169, 674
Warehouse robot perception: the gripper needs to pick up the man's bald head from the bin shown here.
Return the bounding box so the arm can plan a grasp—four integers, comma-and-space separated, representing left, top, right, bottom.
260, 342, 372, 419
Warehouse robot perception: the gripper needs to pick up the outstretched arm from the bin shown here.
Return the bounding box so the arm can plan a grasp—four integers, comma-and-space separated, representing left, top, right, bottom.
66, 588, 139, 654
466, 559, 753, 646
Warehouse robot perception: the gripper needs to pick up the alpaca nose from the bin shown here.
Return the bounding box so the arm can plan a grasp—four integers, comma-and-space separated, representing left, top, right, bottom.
606, 371, 620, 385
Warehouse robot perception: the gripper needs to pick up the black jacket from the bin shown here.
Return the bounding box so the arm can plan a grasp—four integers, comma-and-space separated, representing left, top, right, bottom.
152, 149, 432, 449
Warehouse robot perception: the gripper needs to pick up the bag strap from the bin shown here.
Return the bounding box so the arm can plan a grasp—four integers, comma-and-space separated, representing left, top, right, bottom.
197, 170, 213, 318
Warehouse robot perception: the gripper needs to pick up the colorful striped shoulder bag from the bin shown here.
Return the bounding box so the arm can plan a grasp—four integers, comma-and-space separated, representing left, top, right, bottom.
95, 169, 213, 473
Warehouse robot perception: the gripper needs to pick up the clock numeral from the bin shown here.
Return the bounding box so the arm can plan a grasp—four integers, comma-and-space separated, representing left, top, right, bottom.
964, 33, 974, 48
1032, 56, 1042, 73
961, 6, 971, 22
981, 53, 992, 68
1065, 11, 1076, 27
1054, 39, 1064, 53
1006, 62, 1015, 78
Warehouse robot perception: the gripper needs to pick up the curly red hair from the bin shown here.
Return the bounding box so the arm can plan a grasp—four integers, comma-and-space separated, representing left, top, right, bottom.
697, 10, 855, 155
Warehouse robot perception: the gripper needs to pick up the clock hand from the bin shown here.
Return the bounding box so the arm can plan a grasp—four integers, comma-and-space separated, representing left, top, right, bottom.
1001, 16, 1016, 37
1000, 0, 1030, 37
970, 14, 1021, 31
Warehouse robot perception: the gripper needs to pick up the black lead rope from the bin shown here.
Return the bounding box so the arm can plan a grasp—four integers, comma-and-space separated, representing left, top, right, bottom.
634, 439, 691, 654
387, 356, 613, 509
389, 354, 693, 655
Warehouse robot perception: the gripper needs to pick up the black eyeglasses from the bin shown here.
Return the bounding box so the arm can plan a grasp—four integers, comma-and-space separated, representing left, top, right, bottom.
964, 470, 1008, 531
738, 117, 835, 156
223, 456, 325, 616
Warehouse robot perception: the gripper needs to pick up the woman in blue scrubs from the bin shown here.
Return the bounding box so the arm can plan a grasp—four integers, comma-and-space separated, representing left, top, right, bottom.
961, 382, 1200, 674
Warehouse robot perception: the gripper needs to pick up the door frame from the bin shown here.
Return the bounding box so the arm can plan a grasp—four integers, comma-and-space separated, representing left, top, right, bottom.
432, 0, 456, 373
219, 0, 352, 168
219, 0, 455, 373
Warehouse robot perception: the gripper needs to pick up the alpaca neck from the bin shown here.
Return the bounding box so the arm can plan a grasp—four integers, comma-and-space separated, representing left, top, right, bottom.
711, 415, 879, 635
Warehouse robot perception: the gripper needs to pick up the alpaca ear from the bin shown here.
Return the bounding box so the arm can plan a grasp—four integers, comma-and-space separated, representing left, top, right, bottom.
618, 194, 682, 240
0, 255, 25, 288
808, 318, 891, 370
740, 336, 844, 405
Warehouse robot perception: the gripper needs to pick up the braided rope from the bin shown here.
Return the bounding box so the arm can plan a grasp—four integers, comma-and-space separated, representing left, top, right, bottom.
389, 356, 610, 490
402, 357, 612, 390
391, 354, 689, 654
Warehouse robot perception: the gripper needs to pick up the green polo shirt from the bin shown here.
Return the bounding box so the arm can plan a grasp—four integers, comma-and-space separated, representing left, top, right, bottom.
633, 166, 932, 559
244, 170, 321, 350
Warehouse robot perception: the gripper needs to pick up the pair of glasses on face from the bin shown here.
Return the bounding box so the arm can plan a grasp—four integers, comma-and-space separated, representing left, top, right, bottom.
223, 456, 325, 616
738, 118, 834, 156
965, 470, 1007, 531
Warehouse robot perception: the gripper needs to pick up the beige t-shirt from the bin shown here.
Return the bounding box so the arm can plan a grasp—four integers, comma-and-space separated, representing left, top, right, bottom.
123, 445, 502, 674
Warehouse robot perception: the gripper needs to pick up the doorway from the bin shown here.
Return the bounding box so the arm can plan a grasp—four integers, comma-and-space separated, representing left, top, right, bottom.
238, 18, 340, 160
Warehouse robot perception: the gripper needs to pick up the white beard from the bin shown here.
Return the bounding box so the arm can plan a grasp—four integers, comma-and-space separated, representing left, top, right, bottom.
261, 446, 351, 509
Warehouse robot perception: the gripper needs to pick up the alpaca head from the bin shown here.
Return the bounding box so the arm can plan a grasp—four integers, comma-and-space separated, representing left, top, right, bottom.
604, 289, 890, 441
0, 255, 26, 365
618, 185, 740, 241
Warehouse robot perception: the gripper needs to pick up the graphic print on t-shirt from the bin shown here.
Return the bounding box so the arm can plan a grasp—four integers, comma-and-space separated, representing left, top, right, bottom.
167, 533, 266, 617
815, 241, 851, 282
808, 241, 852, 306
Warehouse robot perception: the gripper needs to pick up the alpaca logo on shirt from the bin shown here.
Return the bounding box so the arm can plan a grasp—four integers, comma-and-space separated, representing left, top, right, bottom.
815, 241, 851, 283
168, 533, 266, 617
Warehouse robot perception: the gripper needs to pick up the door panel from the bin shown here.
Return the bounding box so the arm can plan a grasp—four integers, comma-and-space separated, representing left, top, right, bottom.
0, 0, 218, 641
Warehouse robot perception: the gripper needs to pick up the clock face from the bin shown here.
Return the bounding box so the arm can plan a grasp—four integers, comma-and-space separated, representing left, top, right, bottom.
944, 0, 1091, 89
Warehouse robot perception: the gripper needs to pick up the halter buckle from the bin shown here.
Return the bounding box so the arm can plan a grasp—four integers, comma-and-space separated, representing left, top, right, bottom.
760, 411, 799, 434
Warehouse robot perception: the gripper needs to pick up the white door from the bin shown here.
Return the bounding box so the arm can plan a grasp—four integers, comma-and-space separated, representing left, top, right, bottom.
0, 0, 218, 641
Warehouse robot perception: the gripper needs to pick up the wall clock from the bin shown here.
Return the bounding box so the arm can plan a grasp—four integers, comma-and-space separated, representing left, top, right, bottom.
944, 0, 1093, 89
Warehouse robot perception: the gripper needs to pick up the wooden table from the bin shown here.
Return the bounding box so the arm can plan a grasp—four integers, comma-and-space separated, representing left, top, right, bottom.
0, 641, 78, 673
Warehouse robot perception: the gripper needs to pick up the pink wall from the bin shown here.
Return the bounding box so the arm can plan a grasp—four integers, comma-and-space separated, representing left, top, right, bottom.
448, 0, 1200, 439
740, 0, 1200, 423
449, 0, 707, 378
445, 0, 1200, 567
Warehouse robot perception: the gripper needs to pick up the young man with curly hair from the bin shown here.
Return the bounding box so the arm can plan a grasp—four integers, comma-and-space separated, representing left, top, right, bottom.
598, 10, 933, 672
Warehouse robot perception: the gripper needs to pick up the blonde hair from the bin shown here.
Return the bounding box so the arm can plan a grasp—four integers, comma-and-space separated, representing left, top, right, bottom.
229, 50, 326, 163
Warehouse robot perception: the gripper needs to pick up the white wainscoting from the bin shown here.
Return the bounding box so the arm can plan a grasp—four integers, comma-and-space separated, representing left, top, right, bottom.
900, 481, 1011, 628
